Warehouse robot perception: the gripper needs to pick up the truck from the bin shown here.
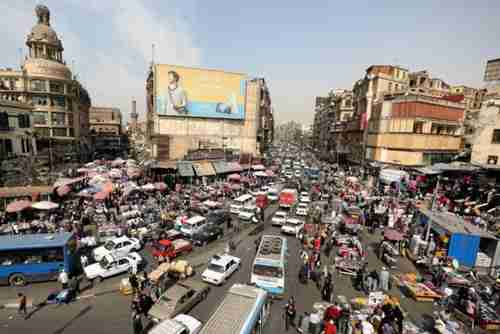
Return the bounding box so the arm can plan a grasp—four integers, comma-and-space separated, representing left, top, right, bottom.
152, 239, 193, 261
279, 188, 298, 208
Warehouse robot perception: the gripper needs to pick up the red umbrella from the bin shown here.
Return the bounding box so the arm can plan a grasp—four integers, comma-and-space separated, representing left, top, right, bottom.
56, 185, 71, 197
6, 200, 32, 213
228, 174, 241, 181
94, 191, 109, 201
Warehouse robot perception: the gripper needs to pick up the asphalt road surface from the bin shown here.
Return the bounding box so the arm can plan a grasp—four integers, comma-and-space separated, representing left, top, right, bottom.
0, 198, 434, 333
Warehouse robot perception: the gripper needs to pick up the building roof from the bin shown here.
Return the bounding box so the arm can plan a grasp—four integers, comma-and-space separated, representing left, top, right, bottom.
0, 232, 73, 251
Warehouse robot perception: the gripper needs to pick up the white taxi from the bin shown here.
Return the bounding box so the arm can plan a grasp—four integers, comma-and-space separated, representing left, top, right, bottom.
93, 236, 141, 262
84, 252, 142, 281
271, 211, 288, 226
281, 217, 304, 235
296, 203, 309, 216
201, 254, 241, 286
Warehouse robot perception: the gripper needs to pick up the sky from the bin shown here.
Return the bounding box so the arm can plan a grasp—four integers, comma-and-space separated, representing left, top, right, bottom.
1, 1, 499, 125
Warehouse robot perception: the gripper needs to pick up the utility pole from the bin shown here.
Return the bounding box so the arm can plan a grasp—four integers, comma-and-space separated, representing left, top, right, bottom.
425, 176, 441, 243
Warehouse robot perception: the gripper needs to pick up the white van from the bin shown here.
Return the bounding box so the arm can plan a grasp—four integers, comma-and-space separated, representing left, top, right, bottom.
230, 194, 254, 214
180, 216, 207, 239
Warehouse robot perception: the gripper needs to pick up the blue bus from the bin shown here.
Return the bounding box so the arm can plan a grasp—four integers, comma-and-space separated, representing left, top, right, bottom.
251, 235, 287, 297
199, 284, 270, 334
309, 167, 320, 180
0, 232, 77, 286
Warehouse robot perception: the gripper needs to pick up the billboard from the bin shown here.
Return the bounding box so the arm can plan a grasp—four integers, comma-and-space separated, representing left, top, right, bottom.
155, 64, 246, 120
484, 58, 500, 82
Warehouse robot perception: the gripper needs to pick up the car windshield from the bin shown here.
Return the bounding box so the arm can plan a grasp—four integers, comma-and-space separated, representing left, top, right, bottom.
207, 263, 225, 273
253, 264, 283, 278
103, 241, 116, 251
241, 207, 254, 214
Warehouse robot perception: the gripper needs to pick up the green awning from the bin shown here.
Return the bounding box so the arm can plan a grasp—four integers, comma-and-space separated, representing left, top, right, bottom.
211, 161, 229, 174
176, 161, 194, 177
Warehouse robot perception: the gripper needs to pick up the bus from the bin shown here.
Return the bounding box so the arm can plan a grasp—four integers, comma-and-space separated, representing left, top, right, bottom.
0, 232, 77, 286
199, 284, 270, 334
251, 235, 287, 297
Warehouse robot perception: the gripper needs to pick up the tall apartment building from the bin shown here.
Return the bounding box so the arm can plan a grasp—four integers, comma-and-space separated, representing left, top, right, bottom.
330, 89, 354, 163
89, 107, 122, 135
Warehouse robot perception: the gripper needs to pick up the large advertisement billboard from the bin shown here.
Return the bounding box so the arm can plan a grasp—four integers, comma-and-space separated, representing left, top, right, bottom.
155, 64, 246, 120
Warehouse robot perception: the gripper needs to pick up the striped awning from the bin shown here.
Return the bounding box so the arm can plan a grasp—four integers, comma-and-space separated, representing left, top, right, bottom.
193, 162, 216, 176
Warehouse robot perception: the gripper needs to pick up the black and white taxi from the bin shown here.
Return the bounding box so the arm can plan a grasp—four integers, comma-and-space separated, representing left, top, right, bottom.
201, 254, 241, 286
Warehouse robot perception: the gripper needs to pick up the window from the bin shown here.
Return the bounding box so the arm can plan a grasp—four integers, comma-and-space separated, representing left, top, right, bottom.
32, 95, 49, 106
395, 84, 399, 91
33, 112, 48, 125
52, 128, 67, 137
34, 127, 50, 137
68, 128, 74, 137
488, 156, 498, 165
492, 129, 500, 144
413, 121, 424, 134
18, 114, 30, 128
51, 113, 66, 126
50, 81, 64, 94
30, 80, 46, 92
0, 138, 13, 157
52, 96, 66, 108
68, 114, 74, 126
388, 82, 393, 92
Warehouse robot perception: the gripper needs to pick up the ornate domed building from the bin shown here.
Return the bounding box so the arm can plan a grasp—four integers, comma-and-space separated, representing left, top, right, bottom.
0, 4, 91, 162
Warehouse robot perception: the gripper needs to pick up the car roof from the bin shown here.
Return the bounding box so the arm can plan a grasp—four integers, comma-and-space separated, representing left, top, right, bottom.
275, 211, 287, 215
286, 218, 302, 224
110, 236, 131, 243
210, 254, 239, 266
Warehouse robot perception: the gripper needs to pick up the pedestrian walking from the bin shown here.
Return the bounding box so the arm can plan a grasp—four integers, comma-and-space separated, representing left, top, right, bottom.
379, 267, 390, 292
80, 254, 89, 268
18, 293, 27, 319
129, 273, 139, 294
58, 269, 69, 290
284, 297, 296, 331
132, 310, 143, 334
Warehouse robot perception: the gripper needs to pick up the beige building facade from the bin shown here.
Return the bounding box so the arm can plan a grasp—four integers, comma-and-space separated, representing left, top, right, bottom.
0, 5, 90, 160
0, 99, 36, 159
89, 107, 122, 135
471, 96, 500, 165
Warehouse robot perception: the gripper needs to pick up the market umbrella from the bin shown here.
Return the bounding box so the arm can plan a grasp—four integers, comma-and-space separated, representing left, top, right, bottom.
266, 170, 275, 177
142, 183, 155, 191
228, 174, 241, 181
383, 228, 404, 241
240, 176, 250, 183
231, 184, 241, 190
56, 185, 71, 197
32, 201, 59, 210
154, 182, 167, 191
254, 171, 268, 177
6, 200, 32, 213
94, 191, 109, 201
252, 164, 265, 171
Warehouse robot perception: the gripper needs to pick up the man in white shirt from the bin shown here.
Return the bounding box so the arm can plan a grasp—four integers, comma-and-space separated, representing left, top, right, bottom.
59, 269, 69, 289
165, 70, 188, 115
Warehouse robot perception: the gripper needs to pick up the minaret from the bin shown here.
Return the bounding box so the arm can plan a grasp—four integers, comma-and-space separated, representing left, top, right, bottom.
131, 100, 138, 131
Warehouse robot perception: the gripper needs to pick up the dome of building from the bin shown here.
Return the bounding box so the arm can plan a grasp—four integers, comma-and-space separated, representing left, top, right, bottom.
26, 5, 63, 50
23, 57, 72, 80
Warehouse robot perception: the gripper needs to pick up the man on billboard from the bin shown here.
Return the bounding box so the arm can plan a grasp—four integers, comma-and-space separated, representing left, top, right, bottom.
166, 70, 188, 114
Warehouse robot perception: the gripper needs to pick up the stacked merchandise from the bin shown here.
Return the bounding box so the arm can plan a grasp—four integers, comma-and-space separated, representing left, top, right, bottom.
475, 252, 492, 267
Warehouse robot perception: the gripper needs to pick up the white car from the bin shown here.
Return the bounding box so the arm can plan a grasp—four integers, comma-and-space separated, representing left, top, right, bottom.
93, 236, 141, 262
149, 314, 202, 334
84, 252, 142, 281
296, 203, 309, 216
300, 194, 311, 203
267, 188, 279, 202
261, 185, 270, 192
294, 170, 302, 178
201, 254, 241, 285
285, 172, 293, 179
272, 211, 288, 226
239, 205, 257, 221
281, 218, 304, 235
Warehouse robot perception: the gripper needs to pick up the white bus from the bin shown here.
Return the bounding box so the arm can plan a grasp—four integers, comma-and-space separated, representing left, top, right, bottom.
230, 194, 254, 214
251, 235, 287, 297
199, 284, 270, 334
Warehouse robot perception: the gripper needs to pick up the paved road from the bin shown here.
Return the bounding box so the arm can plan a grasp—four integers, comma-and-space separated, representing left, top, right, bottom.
0, 197, 435, 333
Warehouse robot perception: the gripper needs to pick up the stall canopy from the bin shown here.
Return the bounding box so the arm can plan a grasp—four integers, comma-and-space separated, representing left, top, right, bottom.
152, 160, 177, 170
32, 201, 59, 210
226, 162, 243, 173
211, 161, 229, 174
177, 161, 195, 177
228, 174, 241, 181
192, 162, 216, 177
265, 170, 275, 177
5, 200, 32, 213
251, 164, 266, 171
254, 171, 268, 177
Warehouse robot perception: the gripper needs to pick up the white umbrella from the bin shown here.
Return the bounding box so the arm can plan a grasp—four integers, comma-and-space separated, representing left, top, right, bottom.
141, 183, 155, 191
254, 171, 268, 177
32, 201, 59, 210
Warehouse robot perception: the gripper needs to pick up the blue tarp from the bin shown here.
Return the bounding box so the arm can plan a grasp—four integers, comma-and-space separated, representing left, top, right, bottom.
448, 233, 480, 267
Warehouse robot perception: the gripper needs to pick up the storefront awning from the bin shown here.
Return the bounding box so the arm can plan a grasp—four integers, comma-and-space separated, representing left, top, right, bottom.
211, 161, 229, 174
152, 160, 177, 170
192, 162, 216, 177
176, 161, 195, 177
226, 162, 243, 173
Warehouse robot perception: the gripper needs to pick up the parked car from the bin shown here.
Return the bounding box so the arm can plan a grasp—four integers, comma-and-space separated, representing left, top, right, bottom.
152, 239, 193, 261
281, 218, 304, 235
207, 209, 230, 225
84, 252, 142, 281
93, 236, 141, 262
149, 314, 202, 334
238, 205, 257, 221
148, 280, 210, 321
192, 224, 224, 246
272, 211, 288, 226
201, 254, 240, 285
